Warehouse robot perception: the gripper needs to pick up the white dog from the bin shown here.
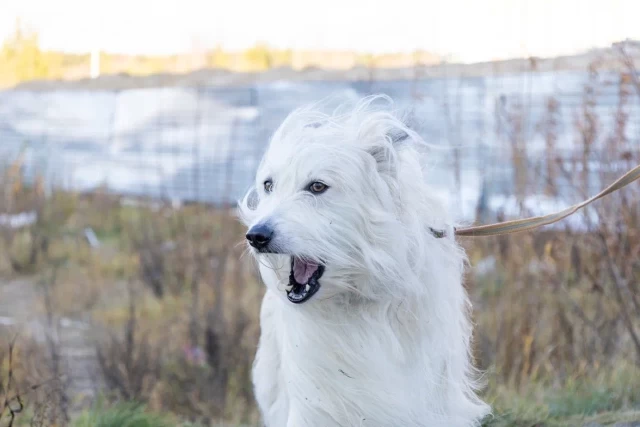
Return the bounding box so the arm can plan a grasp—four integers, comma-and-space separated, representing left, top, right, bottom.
239, 95, 490, 427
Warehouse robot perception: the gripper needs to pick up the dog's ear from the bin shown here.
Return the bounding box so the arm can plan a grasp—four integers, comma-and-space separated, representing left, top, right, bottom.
366, 143, 396, 176
387, 128, 410, 144
365, 128, 408, 175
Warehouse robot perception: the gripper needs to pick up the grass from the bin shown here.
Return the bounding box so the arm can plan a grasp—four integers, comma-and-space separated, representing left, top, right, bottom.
483, 364, 640, 426
485, 411, 640, 427
73, 399, 175, 427
70, 393, 640, 427
69, 390, 640, 427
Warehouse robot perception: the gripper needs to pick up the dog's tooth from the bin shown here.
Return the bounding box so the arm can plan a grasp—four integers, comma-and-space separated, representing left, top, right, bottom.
305, 284, 311, 292
285, 284, 294, 292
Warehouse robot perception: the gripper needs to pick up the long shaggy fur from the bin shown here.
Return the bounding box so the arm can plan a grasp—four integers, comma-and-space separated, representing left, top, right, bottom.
239, 95, 490, 427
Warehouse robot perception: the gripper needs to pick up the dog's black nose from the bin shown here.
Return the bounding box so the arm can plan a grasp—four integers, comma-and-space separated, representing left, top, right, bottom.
246, 224, 274, 250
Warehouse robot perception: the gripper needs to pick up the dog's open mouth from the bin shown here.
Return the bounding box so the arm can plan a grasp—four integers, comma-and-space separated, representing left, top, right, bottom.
286, 257, 324, 304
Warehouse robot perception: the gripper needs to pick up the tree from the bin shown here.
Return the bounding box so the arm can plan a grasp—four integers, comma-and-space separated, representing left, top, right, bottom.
244, 43, 273, 71
0, 19, 60, 87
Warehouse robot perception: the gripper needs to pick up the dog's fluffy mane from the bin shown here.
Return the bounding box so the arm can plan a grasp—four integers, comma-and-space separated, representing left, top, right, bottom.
239, 95, 490, 426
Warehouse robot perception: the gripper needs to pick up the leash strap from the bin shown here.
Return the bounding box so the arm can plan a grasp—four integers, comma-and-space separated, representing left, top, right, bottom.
432, 163, 640, 238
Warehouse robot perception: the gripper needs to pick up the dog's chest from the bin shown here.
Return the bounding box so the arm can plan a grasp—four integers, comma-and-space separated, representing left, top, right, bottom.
266, 302, 428, 425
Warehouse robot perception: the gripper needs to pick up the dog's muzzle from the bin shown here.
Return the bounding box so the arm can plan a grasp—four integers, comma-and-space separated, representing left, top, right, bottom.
246, 224, 325, 304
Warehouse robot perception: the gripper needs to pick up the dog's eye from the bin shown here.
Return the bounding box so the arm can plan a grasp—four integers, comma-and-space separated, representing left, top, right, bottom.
308, 181, 328, 194
264, 180, 274, 193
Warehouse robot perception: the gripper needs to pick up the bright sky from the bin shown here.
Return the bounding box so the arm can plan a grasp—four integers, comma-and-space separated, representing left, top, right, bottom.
1, 0, 639, 63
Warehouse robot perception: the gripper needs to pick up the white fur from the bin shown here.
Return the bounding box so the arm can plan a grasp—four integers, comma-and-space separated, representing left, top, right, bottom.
239, 95, 490, 427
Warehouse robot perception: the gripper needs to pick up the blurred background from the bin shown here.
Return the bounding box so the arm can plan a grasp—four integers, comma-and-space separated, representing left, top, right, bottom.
0, 1, 639, 426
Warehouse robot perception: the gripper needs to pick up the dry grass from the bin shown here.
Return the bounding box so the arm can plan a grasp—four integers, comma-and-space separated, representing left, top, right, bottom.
0, 331, 69, 427
0, 49, 639, 426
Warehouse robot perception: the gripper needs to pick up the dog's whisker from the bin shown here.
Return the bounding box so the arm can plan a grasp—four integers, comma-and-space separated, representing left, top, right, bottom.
256, 257, 277, 272
238, 246, 253, 261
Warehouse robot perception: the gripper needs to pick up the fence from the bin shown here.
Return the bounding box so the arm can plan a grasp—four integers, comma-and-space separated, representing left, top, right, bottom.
1, 69, 639, 223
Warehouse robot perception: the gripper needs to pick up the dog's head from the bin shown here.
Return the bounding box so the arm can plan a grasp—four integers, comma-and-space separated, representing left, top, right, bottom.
239, 95, 449, 304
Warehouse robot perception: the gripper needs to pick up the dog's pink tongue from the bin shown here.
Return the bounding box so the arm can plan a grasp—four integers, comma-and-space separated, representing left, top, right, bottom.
293, 259, 318, 284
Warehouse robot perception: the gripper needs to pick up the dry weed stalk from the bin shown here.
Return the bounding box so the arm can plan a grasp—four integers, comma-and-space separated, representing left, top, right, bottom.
470, 53, 640, 389
0, 337, 24, 427
96, 280, 160, 402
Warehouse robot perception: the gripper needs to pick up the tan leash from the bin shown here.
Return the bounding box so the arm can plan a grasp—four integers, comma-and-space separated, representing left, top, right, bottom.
436, 163, 640, 238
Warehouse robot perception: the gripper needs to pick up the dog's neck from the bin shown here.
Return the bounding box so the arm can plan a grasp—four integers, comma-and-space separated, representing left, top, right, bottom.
281, 279, 432, 332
